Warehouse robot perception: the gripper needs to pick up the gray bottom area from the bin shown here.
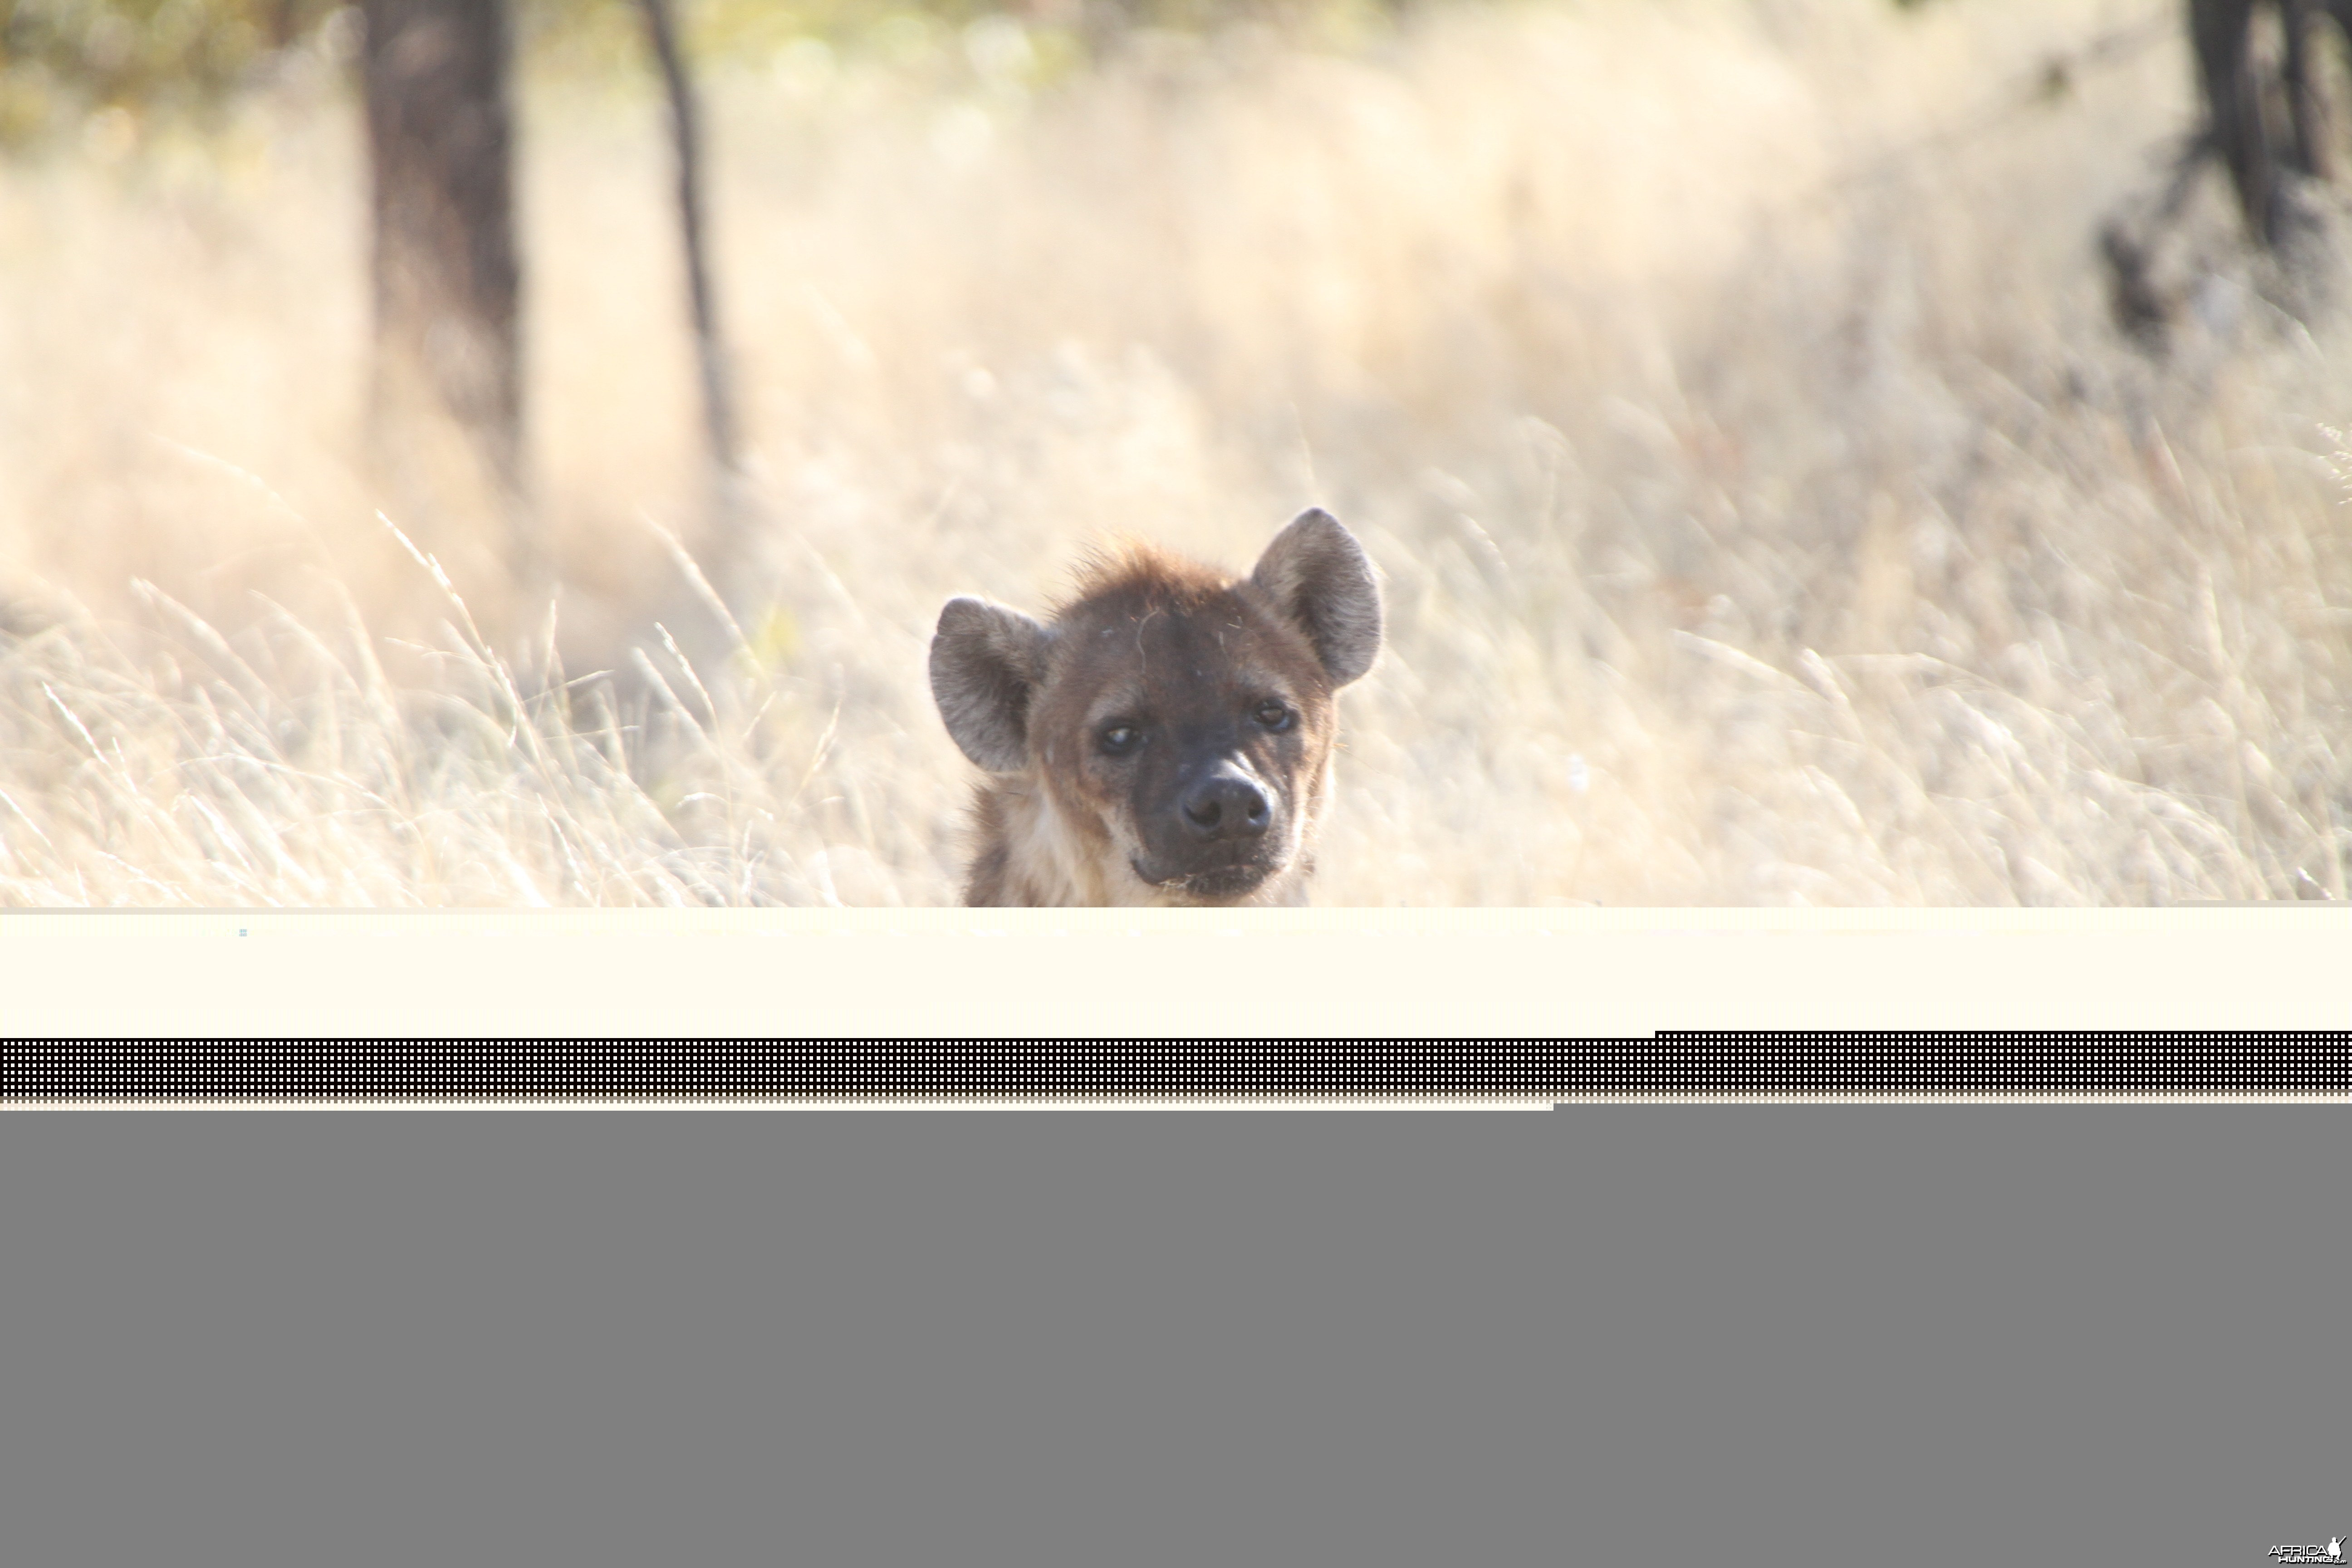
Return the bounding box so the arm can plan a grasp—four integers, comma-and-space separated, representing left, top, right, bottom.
0, 1108, 2339, 1568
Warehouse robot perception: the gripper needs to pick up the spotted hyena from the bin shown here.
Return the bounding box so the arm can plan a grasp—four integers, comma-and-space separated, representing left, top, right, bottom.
928, 508, 1382, 906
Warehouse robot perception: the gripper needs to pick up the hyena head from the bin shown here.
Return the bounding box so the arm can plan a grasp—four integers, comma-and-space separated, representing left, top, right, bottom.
929, 508, 1382, 906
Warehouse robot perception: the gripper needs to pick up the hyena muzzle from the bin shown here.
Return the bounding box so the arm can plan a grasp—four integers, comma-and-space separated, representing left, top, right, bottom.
928, 508, 1382, 906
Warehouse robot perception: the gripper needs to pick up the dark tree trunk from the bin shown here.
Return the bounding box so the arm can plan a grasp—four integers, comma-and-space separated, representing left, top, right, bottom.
2282, 0, 2332, 178
2106, 2, 2352, 348
637, 0, 739, 480
2189, 0, 2352, 247
2192, 0, 2279, 244
359, 0, 530, 588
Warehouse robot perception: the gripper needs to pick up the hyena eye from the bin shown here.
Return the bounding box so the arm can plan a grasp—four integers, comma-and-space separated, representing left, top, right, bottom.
1254, 700, 1294, 732
1099, 724, 1141, 755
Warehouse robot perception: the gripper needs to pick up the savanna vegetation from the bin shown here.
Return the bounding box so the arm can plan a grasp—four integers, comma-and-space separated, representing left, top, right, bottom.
2, 0, 2349, 906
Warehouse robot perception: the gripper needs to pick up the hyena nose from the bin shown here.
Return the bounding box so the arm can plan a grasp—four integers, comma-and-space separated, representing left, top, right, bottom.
1181, 769, 1271, 839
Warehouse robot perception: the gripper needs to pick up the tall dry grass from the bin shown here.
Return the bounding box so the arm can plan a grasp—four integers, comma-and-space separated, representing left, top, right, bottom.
0, 0, 2347, 906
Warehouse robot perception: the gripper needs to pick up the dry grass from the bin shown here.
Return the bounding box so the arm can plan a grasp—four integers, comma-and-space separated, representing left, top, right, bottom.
1, 0, 2349, 907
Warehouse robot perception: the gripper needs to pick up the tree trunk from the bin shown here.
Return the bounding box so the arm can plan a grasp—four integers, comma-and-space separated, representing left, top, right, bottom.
359, 0, 532, 594
636, 0, 764, 634
2192, 0, 2278, 245
638, 0, 739, 480
2188, 0, 2352, 246
2281, 0, 2332, 179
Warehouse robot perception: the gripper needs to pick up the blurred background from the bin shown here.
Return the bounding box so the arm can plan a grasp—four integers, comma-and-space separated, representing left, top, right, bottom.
1, 0, 2348, 906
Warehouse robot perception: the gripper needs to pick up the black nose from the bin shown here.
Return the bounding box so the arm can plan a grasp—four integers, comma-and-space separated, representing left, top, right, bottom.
1180, 768, 1271, 839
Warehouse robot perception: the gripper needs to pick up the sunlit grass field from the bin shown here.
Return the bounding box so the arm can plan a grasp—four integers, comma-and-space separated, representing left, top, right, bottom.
1, 0, 2347, 906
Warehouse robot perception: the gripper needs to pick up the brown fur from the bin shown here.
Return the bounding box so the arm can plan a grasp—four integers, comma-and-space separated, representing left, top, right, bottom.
930, 510, 1382, 907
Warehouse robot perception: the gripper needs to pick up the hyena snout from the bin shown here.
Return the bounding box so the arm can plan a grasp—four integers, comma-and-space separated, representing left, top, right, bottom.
1178, 763, 1272, 841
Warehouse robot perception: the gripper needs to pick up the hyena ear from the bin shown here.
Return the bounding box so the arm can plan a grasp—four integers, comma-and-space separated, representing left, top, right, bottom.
930, 596, 1054, 773
1250, 508, 1382, 687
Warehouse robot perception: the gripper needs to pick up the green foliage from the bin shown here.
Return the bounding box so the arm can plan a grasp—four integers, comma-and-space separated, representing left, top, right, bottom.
512, 0, 1407, 78
0, 0, 343, 142
0, 0, 1410, 147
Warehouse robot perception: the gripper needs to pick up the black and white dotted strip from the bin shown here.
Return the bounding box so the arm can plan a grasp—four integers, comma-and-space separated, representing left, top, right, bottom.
0, 1033, 2341, 1100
